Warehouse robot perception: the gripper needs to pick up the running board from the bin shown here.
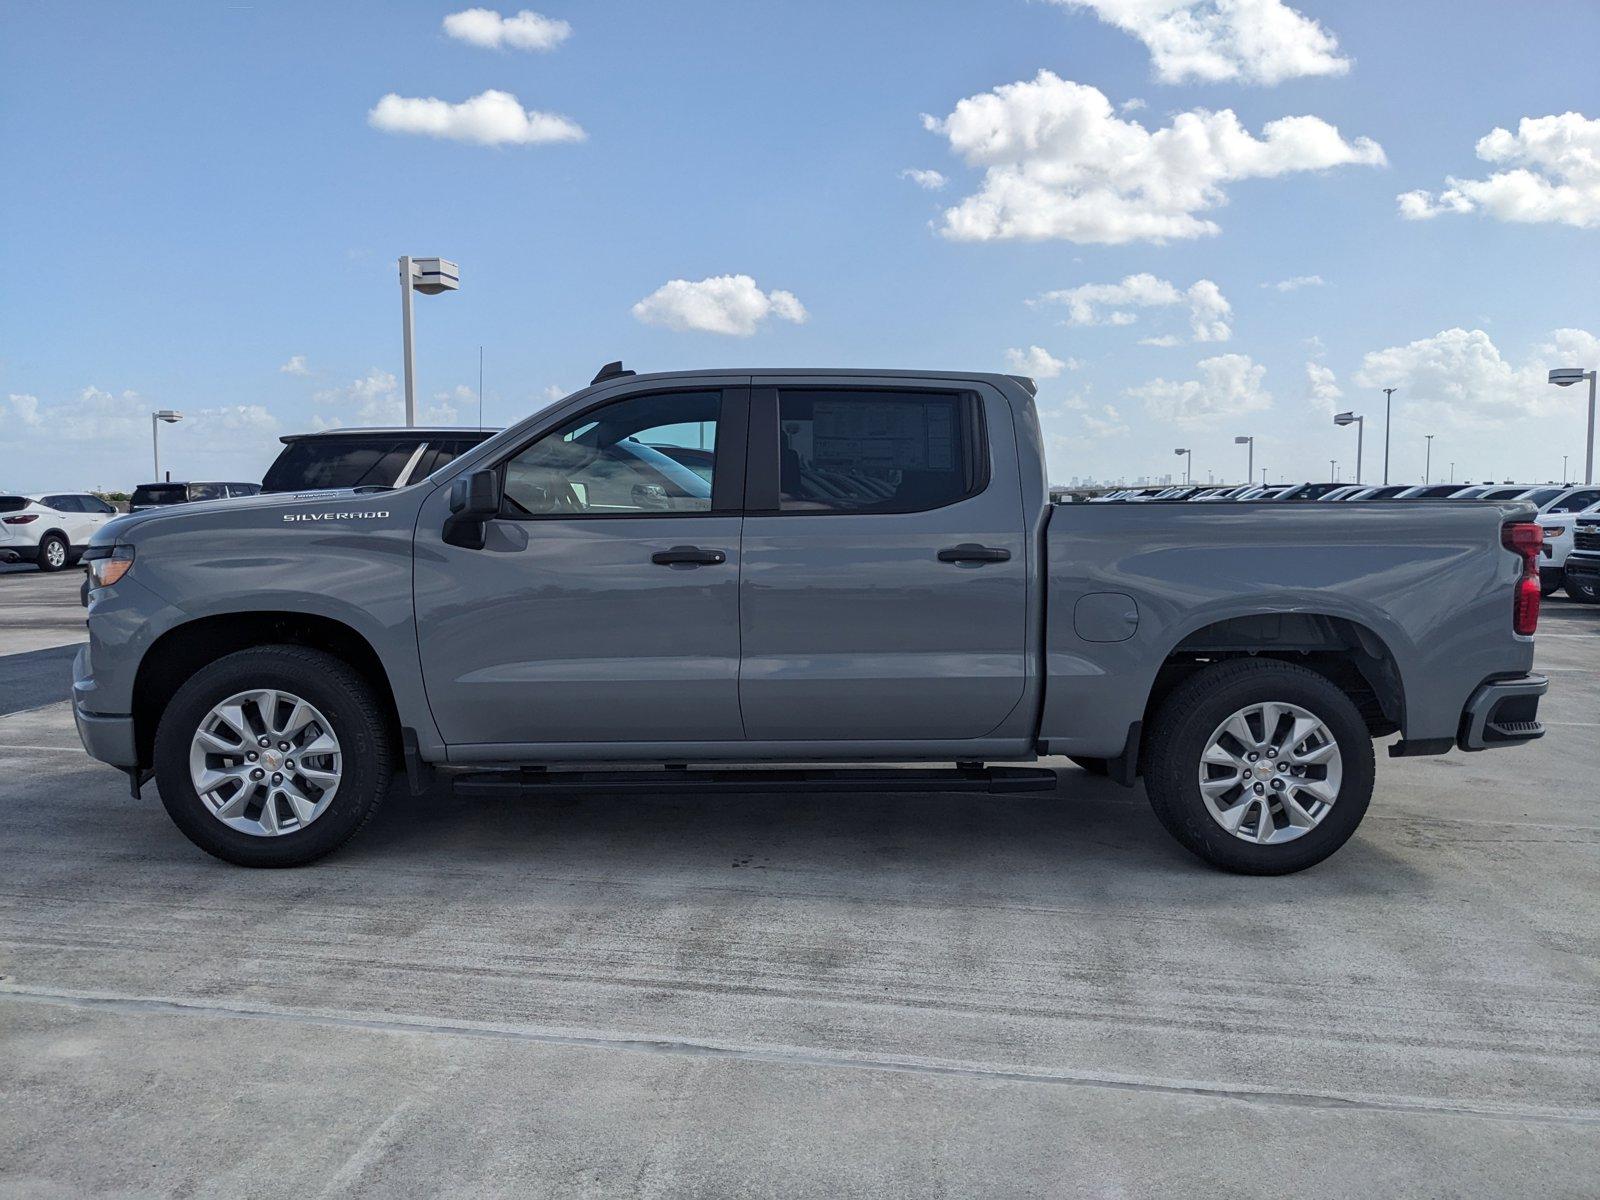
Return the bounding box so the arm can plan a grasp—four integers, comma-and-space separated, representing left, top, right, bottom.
452, 765, 1059, 798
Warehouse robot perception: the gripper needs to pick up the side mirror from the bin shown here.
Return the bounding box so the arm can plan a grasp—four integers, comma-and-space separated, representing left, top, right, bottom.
443, 468, 501, 549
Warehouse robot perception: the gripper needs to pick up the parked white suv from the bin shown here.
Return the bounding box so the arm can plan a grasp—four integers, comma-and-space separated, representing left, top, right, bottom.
1533, 488, 1600, 596
0, 492, 120, 571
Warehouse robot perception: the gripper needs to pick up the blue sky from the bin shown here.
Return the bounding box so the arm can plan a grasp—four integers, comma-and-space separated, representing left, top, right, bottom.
3, 0, 1598, 492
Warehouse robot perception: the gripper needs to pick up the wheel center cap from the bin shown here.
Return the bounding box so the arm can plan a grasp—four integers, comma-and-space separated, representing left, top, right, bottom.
1256, 761, 1275, 779
261, 750, 283, 772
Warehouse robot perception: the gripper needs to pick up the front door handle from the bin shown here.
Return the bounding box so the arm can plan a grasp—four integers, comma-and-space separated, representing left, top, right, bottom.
651, 545, 727, 567
937, 543, 1011, 565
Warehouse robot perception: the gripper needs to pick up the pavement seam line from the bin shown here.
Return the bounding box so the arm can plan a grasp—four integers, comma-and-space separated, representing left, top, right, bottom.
3, 983, 1597, 1127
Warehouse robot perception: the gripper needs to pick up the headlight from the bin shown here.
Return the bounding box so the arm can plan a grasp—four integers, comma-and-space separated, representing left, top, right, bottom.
83, 545, 134, 589
1541, 526, 1564, 537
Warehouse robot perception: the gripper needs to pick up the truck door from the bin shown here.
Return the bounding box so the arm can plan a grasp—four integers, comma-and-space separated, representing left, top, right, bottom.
413, 385, 749, 748
737, 383, 1028, 741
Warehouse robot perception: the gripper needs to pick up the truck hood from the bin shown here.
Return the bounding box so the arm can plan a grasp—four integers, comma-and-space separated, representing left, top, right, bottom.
91, 487, 408, 546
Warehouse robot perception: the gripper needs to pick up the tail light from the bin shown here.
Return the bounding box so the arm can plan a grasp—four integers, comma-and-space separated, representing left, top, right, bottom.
2, 514, 38, 525
1502, 522, 1542, 636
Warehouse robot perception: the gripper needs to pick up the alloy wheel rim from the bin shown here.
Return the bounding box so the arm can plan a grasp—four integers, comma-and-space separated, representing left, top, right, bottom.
1198, 701, 1342, 845
188, 689, 342, 837
46, 541, 65, 567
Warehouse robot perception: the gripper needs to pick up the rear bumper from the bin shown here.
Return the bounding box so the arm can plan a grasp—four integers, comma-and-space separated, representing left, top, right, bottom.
0, 550, 20, 563
1457, 674, 1547, 751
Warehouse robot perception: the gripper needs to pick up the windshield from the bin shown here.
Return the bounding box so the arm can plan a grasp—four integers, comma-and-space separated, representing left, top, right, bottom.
262, 438, 420, 493
131, 484, 187, 506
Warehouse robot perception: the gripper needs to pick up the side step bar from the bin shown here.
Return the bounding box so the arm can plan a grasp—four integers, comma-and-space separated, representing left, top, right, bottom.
453, 765, 1059, 798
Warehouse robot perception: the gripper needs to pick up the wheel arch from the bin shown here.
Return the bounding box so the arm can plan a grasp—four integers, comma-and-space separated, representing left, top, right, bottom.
131, 612, 402, 769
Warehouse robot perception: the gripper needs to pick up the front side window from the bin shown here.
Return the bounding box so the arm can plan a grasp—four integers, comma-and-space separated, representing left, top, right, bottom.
1550, 490, 1600, 514
775, 389, 980, 513
501, 391, 720, 518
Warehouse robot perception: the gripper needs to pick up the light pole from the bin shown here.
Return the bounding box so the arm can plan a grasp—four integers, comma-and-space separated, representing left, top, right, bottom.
1450, 461, 1456, 483
1563, 454, 1570, 483
1424, 434, 1434, 484
1548, 368, 1597, 485
399, 256, 460, 427
1329, 459, 1337, 482
151, 410, 182, 480
1234, 435, 1253, 486
1381, 387, 1397, 484
1334, 411, 1364, 483
1173, 447, 1191, 483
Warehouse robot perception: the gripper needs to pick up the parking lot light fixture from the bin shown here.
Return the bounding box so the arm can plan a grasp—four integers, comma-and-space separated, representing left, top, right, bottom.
1173, 447, 1191, 483
151, 409, 182, 480
1425, 434, 1435, 484
1548, 367, 1597, 484
399, 256, 460, 428
1333, 411, 1364, 483
1233, 435, 1253, 484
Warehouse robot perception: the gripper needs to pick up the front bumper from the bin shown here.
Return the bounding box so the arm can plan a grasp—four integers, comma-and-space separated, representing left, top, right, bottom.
1564, 555, 1600, 586
1458, 674, 1547, 751
72, 645, 138, 767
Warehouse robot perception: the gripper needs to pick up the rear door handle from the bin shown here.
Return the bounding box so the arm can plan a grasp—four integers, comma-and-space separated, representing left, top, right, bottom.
938, 543, 1011, 565
651, 545, 727, 567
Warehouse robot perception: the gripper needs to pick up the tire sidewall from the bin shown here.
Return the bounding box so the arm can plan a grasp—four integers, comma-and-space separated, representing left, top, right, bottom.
153, 648, 389, 867
1150, 665, 1375, 874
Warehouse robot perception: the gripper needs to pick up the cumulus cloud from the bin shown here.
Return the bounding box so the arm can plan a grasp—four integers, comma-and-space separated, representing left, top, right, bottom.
7, 393, 42, 428
1004, 346, 1073, 378
1032, 273, 1232, 342
1050, 0, 1351, 85
442, 8, 571, 51
1354, 327, 1600, 429
369, 90, 585, 146
1127, 353, 1272, 428
1397, 112, 1600, 229
1306, 361, 1342, 414
1082, 404, 1130, 437
279, 355, 309, 376
1266, 274, 1326, 292
631, 275, 809, 337
901, 168, 948, 190
923, 72, 1383, 244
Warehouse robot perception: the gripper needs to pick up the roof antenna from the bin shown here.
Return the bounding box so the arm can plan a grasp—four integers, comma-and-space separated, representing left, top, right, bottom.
591, 360, 636, 385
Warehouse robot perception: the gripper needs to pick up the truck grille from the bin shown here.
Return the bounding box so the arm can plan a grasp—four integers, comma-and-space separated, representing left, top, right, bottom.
1575, 526, 1600, 552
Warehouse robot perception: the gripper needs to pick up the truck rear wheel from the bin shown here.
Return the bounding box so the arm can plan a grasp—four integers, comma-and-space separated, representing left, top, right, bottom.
1143, 660, 1375, 874
152, 646, 393, 867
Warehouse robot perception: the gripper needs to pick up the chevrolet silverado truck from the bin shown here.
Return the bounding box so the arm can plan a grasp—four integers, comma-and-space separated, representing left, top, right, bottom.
74, 366, 1549, 874
1563, 513, 1600, 602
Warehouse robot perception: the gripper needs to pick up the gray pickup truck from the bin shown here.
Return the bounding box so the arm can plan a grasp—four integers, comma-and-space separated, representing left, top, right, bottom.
74, 366, 1549, 874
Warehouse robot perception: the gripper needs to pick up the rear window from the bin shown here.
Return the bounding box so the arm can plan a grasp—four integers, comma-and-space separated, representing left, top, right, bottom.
262, 438, 417, 493
131, 484, 186, 506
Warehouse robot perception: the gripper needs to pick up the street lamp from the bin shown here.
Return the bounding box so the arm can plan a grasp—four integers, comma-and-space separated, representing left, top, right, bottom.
151, 410, 182, 480
1234, 435, 1253, 485
1381, 387, 1397, 484
399, 256, 460, 427
1424, 434, 1434, 484
1329, 459, 1337, 482
1333, 411, 1364, 483
1548, 367, 1597, 485
1173, 447, 1191, 483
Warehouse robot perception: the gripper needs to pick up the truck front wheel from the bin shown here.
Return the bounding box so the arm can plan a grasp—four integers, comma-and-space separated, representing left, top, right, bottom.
1142, 660, 1375, 874
152, 645, 393, 867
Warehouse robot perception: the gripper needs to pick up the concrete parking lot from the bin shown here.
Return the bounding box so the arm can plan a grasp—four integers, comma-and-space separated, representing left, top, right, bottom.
1, 564, 1596, 1197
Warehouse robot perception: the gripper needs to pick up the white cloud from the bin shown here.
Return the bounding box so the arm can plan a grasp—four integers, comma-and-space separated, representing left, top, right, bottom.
1119, 97, 1146, 113
901, 168, 948, 190
1032, 273, 1232, 342
369, 90, 585, 147
542, 384, 567, 401
1265, 274, 1326, 292
7, 393, 42, 428
1082, 404, 1130, 437
924, 72, 1383, 244
1306, 361, 1342, 414
279, 355, 309, 376
1139, 335, 1184, 348
631, 274, 809, 337
1004, 345, 1071, 378
1397, 113, 1600, 229
1354, 327, 1600, 429
1050, 0, 1351, 86
442, 8, 571, 51
1127, 353, 1272, 428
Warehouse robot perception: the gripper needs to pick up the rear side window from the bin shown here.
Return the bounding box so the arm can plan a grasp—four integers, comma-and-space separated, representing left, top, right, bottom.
0, 497, 28, 514
228, 483, 261, 497
187, 483, 228, 501
131, 484, 186, 506
261, 439, 416, 492
774, 389, 982, 514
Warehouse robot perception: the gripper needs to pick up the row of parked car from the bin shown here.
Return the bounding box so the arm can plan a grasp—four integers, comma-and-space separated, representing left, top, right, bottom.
1, 426, 498, 571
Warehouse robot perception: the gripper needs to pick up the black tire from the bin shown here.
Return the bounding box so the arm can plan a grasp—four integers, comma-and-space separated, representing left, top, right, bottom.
36, 533, 69, 572
1068, 755, 1110, 776
1143, 659, 1375, 875
1564, 579, 1600, 604
1540, 574, 1562, 598
153, 645, 393, 867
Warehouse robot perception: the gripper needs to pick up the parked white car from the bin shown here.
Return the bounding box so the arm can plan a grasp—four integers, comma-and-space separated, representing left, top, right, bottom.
1539, 497, 1600, 598
0, 492, 120, 571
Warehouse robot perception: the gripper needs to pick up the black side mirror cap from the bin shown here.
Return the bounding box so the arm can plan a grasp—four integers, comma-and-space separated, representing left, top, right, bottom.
444, 469, 501, 549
